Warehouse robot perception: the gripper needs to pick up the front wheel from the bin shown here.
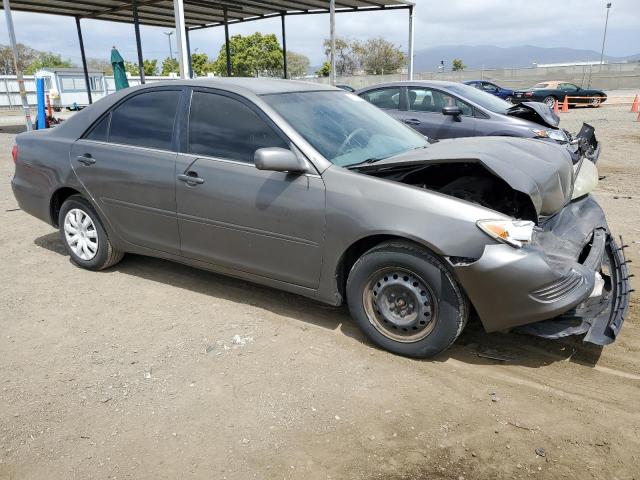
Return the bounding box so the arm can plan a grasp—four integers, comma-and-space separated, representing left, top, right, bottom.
505, 96, 513, 103
59, 195, 124, 270
346, 241, 469, 358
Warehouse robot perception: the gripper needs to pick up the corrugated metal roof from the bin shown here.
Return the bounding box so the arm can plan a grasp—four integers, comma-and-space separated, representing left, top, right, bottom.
4, 0, 413, 29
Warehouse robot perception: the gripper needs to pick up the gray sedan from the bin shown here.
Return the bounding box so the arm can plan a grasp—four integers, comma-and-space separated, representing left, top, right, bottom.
11, 79, 629, 357
356, 80, 592, 147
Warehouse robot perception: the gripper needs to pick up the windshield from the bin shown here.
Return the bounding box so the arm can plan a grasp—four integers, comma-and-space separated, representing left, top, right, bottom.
262, 91, 428, 167
446, 83, 513, 115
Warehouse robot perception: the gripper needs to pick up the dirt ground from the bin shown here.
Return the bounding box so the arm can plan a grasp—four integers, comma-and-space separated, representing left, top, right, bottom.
1, 98, 639, 480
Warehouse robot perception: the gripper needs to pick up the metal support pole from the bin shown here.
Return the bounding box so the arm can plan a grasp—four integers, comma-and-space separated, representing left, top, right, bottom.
185, 29, 193, 78
281, 13, 287, 79
329, 0, 336, 85
3, 0, 32, 130
407, 5, 415, 80
223, 7, 232, 76
75, 16, 92, 105
173, 0, 189, 78
132, 0, 145, 83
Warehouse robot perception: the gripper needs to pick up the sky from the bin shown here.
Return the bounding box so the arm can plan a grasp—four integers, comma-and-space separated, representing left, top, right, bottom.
1, 0, 639, 68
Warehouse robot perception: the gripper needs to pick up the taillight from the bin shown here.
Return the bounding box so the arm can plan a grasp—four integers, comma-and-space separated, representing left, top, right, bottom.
524, 92, 533, 97
11, 144, 18, 164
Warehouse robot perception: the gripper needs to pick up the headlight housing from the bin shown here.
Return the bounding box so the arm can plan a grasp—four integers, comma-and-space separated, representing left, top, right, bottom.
531, 128, 568, 142
477, 219, 535, 248
571, 160, 599, 200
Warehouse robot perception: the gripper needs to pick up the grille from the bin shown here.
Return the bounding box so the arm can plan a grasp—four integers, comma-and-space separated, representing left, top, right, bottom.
530, 270, 584, 303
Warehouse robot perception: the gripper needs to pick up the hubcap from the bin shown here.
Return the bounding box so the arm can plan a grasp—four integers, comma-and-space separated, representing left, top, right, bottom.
363, 269, 437, 343
64, 208, 98, 261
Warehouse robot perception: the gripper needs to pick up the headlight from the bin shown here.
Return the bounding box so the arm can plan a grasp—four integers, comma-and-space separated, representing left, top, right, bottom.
477, 219, 535, 248
572, 160, 599, 199
531, 128, 567, 142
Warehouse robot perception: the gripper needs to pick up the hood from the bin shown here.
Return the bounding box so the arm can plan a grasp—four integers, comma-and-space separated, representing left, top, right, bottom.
506, 101, 560, 128
355, 137, 574, 216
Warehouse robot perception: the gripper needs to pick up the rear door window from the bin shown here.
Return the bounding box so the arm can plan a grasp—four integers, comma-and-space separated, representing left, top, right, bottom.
188, 91, 288, 163
108, 90, 181, 150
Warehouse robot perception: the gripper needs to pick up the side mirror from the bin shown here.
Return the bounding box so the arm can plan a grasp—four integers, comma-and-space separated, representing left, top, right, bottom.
442, 106, 462, 121
254, 147, 308, 173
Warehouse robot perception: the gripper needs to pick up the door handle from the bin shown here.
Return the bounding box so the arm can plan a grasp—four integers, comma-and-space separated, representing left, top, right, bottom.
177, 173, 204, 185
403, 118, 421, 125
76, 154, 96, 165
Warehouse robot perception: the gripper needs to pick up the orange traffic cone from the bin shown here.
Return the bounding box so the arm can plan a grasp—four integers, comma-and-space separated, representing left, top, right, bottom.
561, 96, 569, 112
631, 94, 639, 113
553, 99, 559, 115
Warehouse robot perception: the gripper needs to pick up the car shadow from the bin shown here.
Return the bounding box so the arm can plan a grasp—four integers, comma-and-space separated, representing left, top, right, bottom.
35, 231, 603, 369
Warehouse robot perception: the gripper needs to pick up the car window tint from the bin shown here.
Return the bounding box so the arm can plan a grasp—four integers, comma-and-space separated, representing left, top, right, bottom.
188, 91, 288, 163
360, 87, 401, 110
85, 114, 110, 142
407, 88, 473, 116
560, 83, 578, 91
533, 83, 548, 88
108, 90, 180, 150
481, 83, 497, 91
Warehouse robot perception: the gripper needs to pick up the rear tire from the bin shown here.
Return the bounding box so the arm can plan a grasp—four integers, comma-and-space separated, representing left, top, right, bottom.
58, 195, 124, 271
346, 241, 469, 358
543, 96, 556, 108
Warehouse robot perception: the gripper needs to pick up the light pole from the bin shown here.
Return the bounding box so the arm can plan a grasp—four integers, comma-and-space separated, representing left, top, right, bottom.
164, 31, 174, 60
599, 3, 612, 65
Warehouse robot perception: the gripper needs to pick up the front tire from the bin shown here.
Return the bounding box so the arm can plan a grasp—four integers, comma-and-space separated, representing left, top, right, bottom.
58, 195, 124, 270
346, 241, 469, 358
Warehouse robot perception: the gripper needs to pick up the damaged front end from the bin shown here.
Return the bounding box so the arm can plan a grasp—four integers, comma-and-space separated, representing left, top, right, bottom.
454, 196, 631, 346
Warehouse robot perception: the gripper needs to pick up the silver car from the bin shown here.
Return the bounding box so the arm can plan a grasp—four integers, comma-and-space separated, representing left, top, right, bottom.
11, 79, 629, 357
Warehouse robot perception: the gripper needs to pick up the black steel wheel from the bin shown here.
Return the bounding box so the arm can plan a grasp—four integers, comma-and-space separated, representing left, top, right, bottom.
346, 240, 469, 358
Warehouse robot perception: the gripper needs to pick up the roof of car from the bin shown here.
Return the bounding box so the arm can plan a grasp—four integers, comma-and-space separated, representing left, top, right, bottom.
356, 80, 466, 92
137, 77, 339, 95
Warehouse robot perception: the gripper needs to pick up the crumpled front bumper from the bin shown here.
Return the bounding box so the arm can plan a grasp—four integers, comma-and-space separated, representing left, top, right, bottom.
452, 195, 631, 345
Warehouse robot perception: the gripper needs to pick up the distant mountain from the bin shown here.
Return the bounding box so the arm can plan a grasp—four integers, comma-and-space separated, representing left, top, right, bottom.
413, 45, 640, 71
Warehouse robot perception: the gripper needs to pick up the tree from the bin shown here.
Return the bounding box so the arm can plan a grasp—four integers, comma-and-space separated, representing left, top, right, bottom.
23, 52, 74, 74
452, 59, 466, 71
354, 38, 406, 75
212, 32, 283, 77
0, 43, 38, 74
315, 61, 331, 77
191, 53, 215, 77
286, 51, 310, 78
161, 57, 179, 76
125, 59, 157, 76
322, 36, 358, 75
88, 58, 113, 75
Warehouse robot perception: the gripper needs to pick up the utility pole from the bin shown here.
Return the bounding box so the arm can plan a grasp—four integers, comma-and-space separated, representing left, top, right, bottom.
599, 3, 612, 66
164, 31, 174, 60
2, 0, 32, 130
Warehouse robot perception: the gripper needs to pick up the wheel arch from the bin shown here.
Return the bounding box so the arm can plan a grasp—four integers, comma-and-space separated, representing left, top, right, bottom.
335, 234, 442, 303
50, 186, 83, 227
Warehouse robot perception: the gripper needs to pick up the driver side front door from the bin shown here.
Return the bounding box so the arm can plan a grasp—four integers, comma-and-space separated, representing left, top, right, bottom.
175, 90, 326, 289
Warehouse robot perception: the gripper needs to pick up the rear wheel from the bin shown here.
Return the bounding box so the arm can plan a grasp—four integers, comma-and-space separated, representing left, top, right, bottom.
58, 195, 123, 270
543, 96, 556, 108
346, 241, 469, 358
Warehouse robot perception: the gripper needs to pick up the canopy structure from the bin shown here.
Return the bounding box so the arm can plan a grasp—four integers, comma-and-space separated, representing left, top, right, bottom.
2, 0, 415, 127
